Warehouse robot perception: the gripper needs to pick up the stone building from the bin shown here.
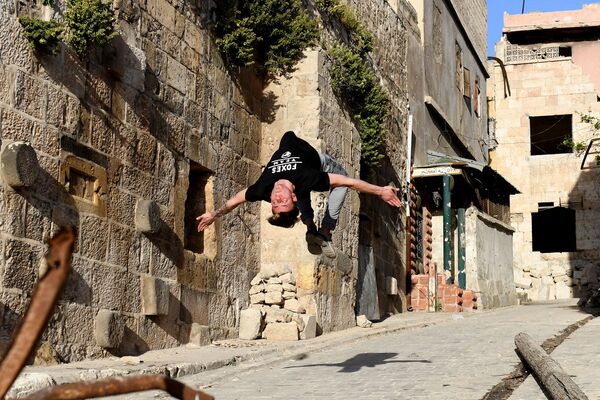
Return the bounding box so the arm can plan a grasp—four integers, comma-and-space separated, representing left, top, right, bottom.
0, 0, 414, 362
489, 4, 600, 302
399, 0, 518, 311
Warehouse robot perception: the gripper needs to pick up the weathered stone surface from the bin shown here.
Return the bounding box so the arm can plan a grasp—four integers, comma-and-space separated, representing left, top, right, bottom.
250, 274, 263, 286
283, 299, 306, 314
239, 308, 262, 340
189, 323, 211, 346
262, 322, 298, 341
282, 283, 296, 292
265, 291, 283, 305
260, 264, 291, 279
135, 199, 161, 233
386, 276, 398, 295
280, 272, 296, 285
0, 141, 40, 187
265, 308, 292, 323
6, 373, 55, 399
141, 275, 169, 315
266, 283, 283, 293
299, 315, 317, 340
282, 291, 296, 300
267, 277, 282, 284
249, 284, 264, 295
94, 309, 124, 348
250, 293, 265, 304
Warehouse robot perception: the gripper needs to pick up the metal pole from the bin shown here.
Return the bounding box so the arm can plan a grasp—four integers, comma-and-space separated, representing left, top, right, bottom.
457, 208, 466, 289
521, 0, 526, 13
442, 175, 452, 284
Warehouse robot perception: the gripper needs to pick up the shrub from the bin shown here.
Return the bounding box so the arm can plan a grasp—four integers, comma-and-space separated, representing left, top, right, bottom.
18, 17, 64, 54
64, 0, 117, 57
213, 0, 320, 77
329, 44, 389, 168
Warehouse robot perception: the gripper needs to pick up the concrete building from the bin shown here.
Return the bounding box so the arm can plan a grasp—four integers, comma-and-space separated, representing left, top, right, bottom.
0, 0, 415, 362
489, 4, 600, 302
400, 0, 518, 311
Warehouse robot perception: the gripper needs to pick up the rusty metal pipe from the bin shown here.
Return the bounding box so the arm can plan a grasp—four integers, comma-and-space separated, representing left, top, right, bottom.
0, 227, 76, 399
23, 375, 214, 400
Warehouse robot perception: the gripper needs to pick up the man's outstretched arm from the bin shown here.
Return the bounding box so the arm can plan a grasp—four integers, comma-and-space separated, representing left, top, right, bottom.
196, 188, 247, 232
328, 173, 401, 207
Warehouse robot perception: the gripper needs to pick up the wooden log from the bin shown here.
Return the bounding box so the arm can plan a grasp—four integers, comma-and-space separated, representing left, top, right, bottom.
514, 332, 589, 400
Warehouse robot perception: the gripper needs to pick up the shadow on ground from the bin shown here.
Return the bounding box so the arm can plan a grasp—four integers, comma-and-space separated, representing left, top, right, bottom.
284, 352, 431, 373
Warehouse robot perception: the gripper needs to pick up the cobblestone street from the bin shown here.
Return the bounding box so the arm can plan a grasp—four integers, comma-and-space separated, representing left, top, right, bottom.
115, 301, 597, 400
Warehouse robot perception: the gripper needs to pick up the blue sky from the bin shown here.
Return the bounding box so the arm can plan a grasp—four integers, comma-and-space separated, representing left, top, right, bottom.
487, 0, 592, 55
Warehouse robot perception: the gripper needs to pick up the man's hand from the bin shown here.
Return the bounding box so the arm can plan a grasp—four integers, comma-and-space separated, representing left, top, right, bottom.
196, 212, 216, 232
380, 186, 401, 207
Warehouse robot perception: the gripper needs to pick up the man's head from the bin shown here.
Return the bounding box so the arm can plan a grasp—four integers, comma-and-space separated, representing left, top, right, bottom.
268, 179, 299, 228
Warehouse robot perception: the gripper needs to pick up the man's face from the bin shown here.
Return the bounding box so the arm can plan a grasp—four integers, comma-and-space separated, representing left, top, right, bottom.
271, 181, 297, 213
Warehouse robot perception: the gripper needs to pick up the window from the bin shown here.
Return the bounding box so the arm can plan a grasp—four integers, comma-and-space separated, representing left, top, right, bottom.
531, 207, 576, 253
473, 77, 481, 117
559, 46, 572, 57
455, 43, 463, 92
184, 161, 213, 253
530, 114, 572, 155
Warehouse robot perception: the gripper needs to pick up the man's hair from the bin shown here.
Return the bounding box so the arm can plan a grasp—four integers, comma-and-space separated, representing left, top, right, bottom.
268, 208, 300, 228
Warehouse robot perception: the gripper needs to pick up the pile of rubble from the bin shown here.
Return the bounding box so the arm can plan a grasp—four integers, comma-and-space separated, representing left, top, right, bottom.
239, 268, 316, 341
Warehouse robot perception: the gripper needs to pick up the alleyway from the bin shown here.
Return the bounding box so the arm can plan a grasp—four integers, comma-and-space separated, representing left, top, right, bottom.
113, 301, 598, 400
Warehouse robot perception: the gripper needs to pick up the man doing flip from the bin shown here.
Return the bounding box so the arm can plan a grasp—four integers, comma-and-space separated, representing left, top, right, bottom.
196, 131, 401, 257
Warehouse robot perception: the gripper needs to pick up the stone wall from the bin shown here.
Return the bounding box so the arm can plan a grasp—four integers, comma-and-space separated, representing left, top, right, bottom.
489, 39, 600, 302
449, 0, 487, 65
0, 0, 413, 361
464, 207, 517, 308
0, 0, 263, 361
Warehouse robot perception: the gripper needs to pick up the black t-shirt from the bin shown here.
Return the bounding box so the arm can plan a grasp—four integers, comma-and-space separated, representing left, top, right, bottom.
245, 131, 330, 203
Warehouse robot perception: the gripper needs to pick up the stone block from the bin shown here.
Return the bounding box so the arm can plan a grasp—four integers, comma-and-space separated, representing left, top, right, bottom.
250, 293, 265, 304
140, 275, 169, 315
386, 276, 398, 295
299, 315, 316, 340
282, 283, 296, 292
189, 323, 211, 346
239, 308, 262, 340
265, 291, 283, 305
280, 272, 296, 284
260, 263, 291, 279
265, 308, 292, 323
94, 310, 124, 348
250, 274, 263, 285
0, 141, 40, 187
266, 283, 283, 293
267, 277, 282, 284
262, 322, 298, 341
283, 299, 305, 313
283, 291, 296, 299
134, 199, 161, 233
249, 284, 264, 295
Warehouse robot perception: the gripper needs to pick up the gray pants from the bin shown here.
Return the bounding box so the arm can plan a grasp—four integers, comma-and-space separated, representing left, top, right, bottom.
319, 153, 348, 231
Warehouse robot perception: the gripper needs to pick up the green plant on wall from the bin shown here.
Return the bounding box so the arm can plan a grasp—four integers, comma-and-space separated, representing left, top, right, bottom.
64, 0, 117, 57
329, 44, 389, 168
213, 0, 320, 76
562, 113, 600, 164
316, 0, 373, 55
18, 17, 64, 54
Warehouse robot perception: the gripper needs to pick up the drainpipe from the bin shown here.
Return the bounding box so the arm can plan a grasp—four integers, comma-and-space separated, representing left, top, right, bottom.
442, 175, 452, 284
457, 208, 466, 289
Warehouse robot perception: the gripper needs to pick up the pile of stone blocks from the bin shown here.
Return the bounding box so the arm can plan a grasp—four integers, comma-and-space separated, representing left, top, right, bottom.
239, 268, 316, 341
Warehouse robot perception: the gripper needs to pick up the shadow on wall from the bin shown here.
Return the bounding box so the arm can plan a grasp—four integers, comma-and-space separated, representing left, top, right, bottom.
568, 164, 600, 311
284, 352, 431, 373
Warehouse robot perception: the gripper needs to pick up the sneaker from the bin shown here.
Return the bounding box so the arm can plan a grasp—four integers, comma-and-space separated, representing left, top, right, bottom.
305, 230, 323, 255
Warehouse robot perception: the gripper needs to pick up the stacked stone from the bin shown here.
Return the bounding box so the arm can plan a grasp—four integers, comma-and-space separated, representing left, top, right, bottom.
239, 269, 316, 341
516, 261, 600, 301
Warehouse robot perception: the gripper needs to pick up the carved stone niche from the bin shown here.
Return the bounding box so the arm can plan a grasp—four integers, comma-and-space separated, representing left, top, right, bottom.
60, 155, 107, 216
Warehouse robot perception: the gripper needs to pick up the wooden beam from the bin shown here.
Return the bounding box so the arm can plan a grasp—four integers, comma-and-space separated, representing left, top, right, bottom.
515, 332, 589, 400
